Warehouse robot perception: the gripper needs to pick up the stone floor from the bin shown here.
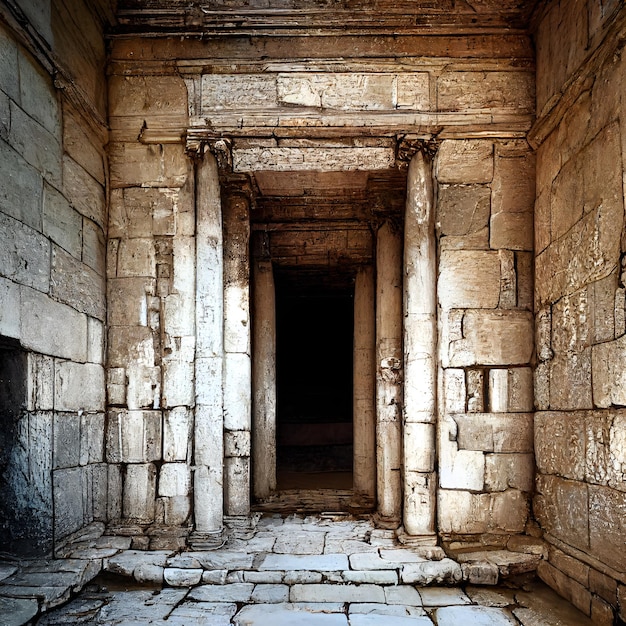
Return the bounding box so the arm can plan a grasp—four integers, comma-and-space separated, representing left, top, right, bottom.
1, 514, 595, 625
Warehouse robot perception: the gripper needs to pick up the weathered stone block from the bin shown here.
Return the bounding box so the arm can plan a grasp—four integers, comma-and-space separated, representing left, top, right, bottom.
448, 310, 534, 367
82, 219, 106, 277
109, 75, 187, 120
438, 250, 501, 310
159, 463, 191, 497
0, 276, 21, 339
163, 407, 192, 462
444, 369, 466, 414
51, 246, 106, 320
589, 568, 617, 604
162, 358, 194, 408
224, 430, 251, 458
438, 71, 534, 112
436, 184, 490, 241
126, 364, 160, 410
488, 368, 533, 412
0, 27, 19, 102
404, 423, 435, 472
87, 317, 104, 365
435, 140, 493, 184
21, 287, 87, 362
107, 367, 126, 406
106, 409, 162, 463
53, 467, 85, 540
107, 326, 155, 369
223, 352, 252, 431
534, 474, 590, 551
109, 143, 189, 189
107, 464, 123, 521
485, 453, 534, 492
534, 411, 585, 480
537, 561, 592, 617
592, 335, 626, 408
62, 155, 105, 230
80, 413, 105, 465
548, 546, 589, 586
54, 361, 105, 412
108, 277, 156, 327
117, 238, 156, 278
42, 183, 82, 259
53, 412, 80, 469
466, 369, 485, 413
62, 102, 105, 185
0, 212, 50, 292
550, 349, 592, 410
454, 413, 533, 453
27, 353, 54, 411
490, 211, 533, 252
123, 463, 156, 521
588, 484, 626, 572
203, 74, 277, 111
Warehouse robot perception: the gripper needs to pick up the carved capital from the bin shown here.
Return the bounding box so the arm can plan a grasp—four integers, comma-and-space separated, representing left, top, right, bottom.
185, 133, 234, 174
396, 135, 440, 167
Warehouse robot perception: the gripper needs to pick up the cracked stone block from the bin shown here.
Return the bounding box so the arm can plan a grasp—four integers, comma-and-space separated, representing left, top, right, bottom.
400, 559, 462, 585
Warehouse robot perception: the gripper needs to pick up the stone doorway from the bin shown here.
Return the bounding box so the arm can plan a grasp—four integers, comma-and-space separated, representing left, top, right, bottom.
274, 271, 355, 492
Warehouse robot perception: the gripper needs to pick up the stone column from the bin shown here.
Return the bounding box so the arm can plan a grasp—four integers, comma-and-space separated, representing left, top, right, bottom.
353, 265, 376, 500
222, 188, 252, 517
252, 257, 277, 500
375, 220, 403, 524
193, 149, 224, 534
403, 151, 437, 537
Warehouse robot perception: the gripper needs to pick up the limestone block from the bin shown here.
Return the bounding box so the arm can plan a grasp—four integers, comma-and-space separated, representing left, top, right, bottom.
53, 412, 80, 469
162, 358, 194, 408
87, 317, 104, 365
109, 75, 187, 120
590, 272, 618, 344
534, 474, 590, 551
159, 463, 191, 498
550, 349, 592, 410
0, 27, 19, 102
53, 467, 85, 540
233, 146, 395, 172
589, 568, 617, 604
51, 246, 105, 321
225, 430, 251, 458
435, 140, 493, 184
485, 453, 534, 492
223, 352, 252, 431
404, 472, 436, 536
62, 103, 105, 185
54, 361, 105, 411
43, 183, 82, 258
461, 562, 499, 585
438, 71, 534, 112
225, 456, 250, 516
106, 409, 162, 463
107, 367, 126, 406
109, 143, 189, 189
534, 362, 550, 411
126, 364, 160, 410
438, 250, 500, 310
536, 308, 553, 362
454, 413, 533, 453
62, 155, 105, 230
224, 283, 250, 354
194, 402, 224, 466
108, 277, 156, 327
546, 546, 588, 585
0, 212, 50, 292
163, 293, 195, 338
82, 219, 106, 277
123, 463, 157, 521
490, 211, 533, 252
277, 73, 394, 110
444, 369, 466, 414
537, 561, 592, 617
466, 369, 485, 413
202, 74, 277, 111
107, 464, 123, 520
588, 484, 626, 572
448, 310, 534, 367
27, 353, 54, 410
608, 411, 626, 491
107, 238, 119, 278
21, 287, 87, 361
17, 48, 59, 134
163, 407, 192, 462
436, 184, 490, 250
516, 252, 533, 311
498, 250, 516, 309
592, 335, 626, 408
8, 101, 62, 186
396, 73, 430, 109
439, 414, 485, 491
534, 411, 585, 480
107, 326, 155, 369
80, 413, 105, 465
488, 368, 533, 412
0, 277, 21, 340
117, 238, 156, 278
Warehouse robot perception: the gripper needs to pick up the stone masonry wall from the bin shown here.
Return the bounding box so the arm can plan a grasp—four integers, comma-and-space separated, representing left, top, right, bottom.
108, 32, 536, 538
0, 1, 111, 554
532, 1, 626, 623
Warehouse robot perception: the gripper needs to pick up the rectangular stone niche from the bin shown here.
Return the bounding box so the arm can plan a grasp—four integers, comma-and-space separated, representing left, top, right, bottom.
0, 337, 52, 556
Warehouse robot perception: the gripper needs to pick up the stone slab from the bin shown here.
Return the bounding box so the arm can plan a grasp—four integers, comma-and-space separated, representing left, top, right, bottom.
349, 615, 433, 625
189, 583, 254, 603
290, 584, 385, 603
435, 606, 517, 625
418, 587, 472, 606
0, 596, 38, 626
233, 604, 349, 625
260, 554, 348, 571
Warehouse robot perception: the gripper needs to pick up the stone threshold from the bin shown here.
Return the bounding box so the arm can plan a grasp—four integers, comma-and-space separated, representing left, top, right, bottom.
0, 515, 549, 626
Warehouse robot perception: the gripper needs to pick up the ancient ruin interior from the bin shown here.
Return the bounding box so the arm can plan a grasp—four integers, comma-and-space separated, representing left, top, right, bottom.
1, 0, 626, 623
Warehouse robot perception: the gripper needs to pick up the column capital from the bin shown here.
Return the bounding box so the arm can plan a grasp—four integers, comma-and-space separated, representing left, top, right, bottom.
396, 135, 440, 168
186, 134, 234, 174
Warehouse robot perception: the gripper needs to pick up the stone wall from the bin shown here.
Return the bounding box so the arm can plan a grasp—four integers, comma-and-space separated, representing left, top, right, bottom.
108, 32, 536, 538
0, 1, 112, 554
532, 1, 626, 623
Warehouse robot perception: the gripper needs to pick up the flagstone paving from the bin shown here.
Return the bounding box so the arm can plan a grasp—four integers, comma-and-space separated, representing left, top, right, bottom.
0, 515, 596, 625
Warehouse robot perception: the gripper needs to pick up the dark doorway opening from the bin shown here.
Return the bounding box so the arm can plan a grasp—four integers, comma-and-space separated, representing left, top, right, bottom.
275, 276, 354, 491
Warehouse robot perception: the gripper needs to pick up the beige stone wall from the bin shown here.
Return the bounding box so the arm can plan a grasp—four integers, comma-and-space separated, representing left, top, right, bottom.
0, 1, 111, 553
436, 139, 535, 538
533, 2, 626, 622
108, 32, 536, 535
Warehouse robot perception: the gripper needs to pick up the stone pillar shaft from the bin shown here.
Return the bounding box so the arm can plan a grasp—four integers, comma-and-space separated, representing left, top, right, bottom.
252, 258, 277, 499
193, 150, 224, 533
222, 191, 251, 517
403, 151, 437, 537
376, 220, 403, 522
353, 265, 376, 499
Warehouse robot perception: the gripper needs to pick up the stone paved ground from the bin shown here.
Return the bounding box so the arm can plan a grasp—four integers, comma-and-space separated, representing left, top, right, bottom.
1, 515, 595, 625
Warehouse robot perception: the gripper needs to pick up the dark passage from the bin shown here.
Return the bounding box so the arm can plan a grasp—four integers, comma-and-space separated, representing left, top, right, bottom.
275, 279, 354, 490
